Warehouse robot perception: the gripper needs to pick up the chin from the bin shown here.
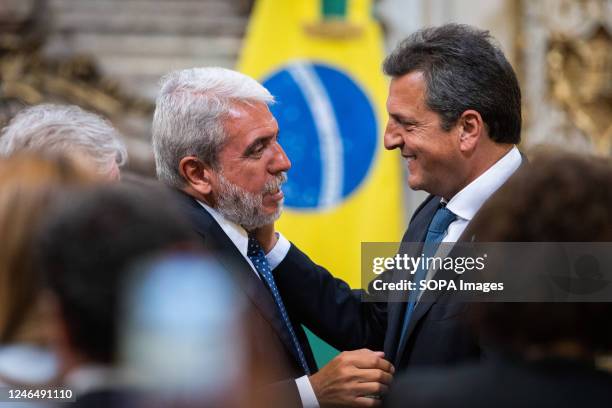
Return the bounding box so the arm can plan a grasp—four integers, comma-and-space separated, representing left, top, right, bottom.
407, 177, 424, 191
266, 205, 283, 219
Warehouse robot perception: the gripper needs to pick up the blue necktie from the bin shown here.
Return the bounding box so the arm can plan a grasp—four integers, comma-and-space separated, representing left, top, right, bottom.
247, 237, 311, 375
397, 203, 457, 355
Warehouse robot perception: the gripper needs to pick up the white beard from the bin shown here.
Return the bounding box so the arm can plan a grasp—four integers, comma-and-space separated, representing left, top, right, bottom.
214, 171, 287, 231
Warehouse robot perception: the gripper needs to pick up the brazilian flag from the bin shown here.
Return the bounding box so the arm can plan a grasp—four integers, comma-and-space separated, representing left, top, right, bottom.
237, 0, 403, 366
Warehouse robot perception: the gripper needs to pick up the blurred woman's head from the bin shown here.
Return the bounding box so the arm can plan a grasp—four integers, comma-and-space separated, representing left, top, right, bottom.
0, 153, 95, 345
467, 151, 612, 358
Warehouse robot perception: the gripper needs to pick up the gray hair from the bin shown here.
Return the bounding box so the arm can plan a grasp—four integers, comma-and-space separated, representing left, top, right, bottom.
152, 67, 274, 188
0, 104, 127, 176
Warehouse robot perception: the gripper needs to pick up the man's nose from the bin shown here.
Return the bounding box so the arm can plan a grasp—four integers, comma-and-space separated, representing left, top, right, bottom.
384, 121, 403, 151
269, 142, 291, 173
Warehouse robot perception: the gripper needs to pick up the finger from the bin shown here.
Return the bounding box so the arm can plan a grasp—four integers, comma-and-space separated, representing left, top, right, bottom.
374, 357, 395, 374
354, 381, 389, 396
341, 349, 380, 366
354, 396, 382, 407
354, 355, 395, 373
355, 369, 393, 385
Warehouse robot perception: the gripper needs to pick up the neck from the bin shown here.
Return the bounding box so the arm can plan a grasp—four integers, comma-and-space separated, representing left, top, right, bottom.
182, 186, 215, 207
443, 143, 514, 200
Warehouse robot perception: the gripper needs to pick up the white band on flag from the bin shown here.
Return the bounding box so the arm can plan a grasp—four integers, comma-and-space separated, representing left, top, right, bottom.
288, 62, 343, 209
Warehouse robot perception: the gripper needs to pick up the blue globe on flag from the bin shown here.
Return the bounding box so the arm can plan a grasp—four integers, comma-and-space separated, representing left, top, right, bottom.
263, 62, 378, 210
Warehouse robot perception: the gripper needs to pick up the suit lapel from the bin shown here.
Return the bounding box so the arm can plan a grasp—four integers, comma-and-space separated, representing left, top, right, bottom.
174, 191, 307, 369
391, 153, 528, 365
385, 196, 439, 362
394, 195, 477, 363
394, 253, 461, 363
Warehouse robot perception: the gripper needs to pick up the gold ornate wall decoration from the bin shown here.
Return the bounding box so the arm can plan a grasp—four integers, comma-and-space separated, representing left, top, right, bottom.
520, 0, 612, 156
0, 0, 155, 174
548, 26, 612, 154
0, 52, 154, 127
0, 0, 153, 132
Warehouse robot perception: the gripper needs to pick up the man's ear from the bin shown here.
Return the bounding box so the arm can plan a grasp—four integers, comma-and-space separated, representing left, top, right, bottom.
178, 156, 214, 195
457, 110, 484, 153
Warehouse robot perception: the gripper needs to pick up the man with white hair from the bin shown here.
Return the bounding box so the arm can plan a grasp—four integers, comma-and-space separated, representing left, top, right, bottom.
0, 104, 127, 180
153, 67, 393, 408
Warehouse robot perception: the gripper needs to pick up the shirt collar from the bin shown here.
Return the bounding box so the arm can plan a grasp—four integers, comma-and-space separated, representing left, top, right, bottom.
446, 146, 522, 222
196, 200, 249, 258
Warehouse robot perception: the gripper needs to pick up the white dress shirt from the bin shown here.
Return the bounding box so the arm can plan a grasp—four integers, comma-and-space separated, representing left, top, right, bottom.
196, 201, 319, 408
420, 146, 522, 285
443, 146, 522, 243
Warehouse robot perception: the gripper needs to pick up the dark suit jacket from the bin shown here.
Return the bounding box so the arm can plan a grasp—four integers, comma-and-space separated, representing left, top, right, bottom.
384, 355, 612, 408
274, 194, 478, 373
173, 191, 317, 407
384, 194, 480, 369
274, 156, 527, 373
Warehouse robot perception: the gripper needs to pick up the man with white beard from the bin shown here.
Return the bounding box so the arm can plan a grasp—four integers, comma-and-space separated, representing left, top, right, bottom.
152, 67, 393, 408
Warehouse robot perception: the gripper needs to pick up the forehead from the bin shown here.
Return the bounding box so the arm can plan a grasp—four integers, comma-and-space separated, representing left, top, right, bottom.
387, 71, 427, 113
223, 102, 278, 145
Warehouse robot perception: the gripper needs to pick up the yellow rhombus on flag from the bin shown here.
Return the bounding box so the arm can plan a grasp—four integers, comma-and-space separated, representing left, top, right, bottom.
237, 0, 403, 290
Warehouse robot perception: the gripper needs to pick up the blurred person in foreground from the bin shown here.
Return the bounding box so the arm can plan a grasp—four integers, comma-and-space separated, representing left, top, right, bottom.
35, 183, 207, 407
120, 253, 251, 408
152, 67, 393, 407
0, 154, 95, 387
385, 152, 612, 408
0, 104, 127, 181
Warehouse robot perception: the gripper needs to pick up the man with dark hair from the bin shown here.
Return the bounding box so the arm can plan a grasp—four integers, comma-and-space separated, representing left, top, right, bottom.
385, 152, 612, 407
266, 23, 525, 373
383, 24, 521, 145
36, 183, 200, 406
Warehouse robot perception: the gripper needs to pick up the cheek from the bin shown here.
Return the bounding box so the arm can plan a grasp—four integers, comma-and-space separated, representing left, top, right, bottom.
427, 133, 455, 160
241, 173, 269, 194
223, 163, 259, 190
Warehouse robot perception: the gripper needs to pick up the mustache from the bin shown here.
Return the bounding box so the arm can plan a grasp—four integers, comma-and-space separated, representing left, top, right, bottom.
264, 172, 287, 194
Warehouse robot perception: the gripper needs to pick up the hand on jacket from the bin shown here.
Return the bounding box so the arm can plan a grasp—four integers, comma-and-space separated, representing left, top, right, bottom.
252, 222, 278, 253
309, 348, 394, 407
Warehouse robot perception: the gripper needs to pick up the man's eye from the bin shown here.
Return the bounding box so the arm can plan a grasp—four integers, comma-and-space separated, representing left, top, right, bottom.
248, 144, 265, 156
